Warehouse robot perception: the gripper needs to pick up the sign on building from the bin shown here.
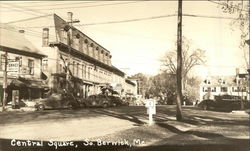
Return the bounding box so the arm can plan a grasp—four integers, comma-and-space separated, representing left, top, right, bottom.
7, 60, 19, 77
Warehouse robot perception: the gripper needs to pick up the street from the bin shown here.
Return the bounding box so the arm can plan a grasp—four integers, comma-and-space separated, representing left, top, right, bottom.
0, 105, 249, 151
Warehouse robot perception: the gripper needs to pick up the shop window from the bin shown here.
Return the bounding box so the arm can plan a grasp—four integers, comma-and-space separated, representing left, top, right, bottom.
28, 59, 34, 75
211, 87, 216, 92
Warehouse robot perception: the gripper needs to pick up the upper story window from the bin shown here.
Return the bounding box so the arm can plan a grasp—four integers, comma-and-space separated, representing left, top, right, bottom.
73, 35, 80, 50
221, 87, 228, 92
211, 87, 216, 92
204, 79, 210, 84
60, 29, 67, 44
28, 59, 34, 75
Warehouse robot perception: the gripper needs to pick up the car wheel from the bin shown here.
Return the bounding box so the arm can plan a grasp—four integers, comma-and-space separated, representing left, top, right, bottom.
68, 103, 73, 110
37, 104, 45, 111
203, 104, 208, 110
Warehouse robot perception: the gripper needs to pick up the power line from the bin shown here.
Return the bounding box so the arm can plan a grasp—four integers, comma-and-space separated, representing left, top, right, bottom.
182, 14, 243, 20
1, 1, 146, 12
1, 3, 50, 16
8, 1, 103, 7
15, 12, 242, 29
5, 14, 53, 24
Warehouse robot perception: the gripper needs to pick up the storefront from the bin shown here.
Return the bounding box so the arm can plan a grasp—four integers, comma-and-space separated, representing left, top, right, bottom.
5, 77, 48, 108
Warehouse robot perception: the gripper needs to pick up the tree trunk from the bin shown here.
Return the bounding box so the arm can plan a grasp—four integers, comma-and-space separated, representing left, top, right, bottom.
176, 0, 183, 121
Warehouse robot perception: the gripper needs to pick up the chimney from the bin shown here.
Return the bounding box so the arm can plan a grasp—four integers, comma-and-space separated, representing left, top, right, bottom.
236, 68, 239, 76
67, 12, 73, 23
42, 28, 49, 47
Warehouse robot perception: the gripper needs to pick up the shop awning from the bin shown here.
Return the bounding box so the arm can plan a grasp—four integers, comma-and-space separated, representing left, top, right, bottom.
82, 80, 93, 85
15, 77, 49, 89
29, 81, 48, 89
10, 79, 28, 87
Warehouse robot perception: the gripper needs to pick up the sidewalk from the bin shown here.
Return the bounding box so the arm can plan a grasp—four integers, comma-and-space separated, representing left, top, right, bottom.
0, 105, 36, 112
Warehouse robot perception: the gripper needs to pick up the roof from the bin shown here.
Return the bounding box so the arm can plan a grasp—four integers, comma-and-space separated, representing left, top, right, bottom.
201, 75, 236, 87
0, 24, 46, 57
125, 79, 136, 86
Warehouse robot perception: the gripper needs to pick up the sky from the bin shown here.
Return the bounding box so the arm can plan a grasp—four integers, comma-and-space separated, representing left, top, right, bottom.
0, 1, 249, 77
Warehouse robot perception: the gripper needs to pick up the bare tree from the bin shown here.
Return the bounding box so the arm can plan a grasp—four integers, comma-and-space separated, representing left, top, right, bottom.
217, 0, 249, 69
161, 37, 206, 89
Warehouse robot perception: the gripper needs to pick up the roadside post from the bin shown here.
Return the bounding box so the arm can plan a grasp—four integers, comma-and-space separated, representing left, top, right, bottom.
145, 99, 156, 125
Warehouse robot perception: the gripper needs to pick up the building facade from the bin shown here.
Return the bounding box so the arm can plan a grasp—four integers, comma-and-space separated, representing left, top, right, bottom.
123, 79, 137, 96
199, 74, 249, 101
8, 13, 125, 98
0, 24, 47, 105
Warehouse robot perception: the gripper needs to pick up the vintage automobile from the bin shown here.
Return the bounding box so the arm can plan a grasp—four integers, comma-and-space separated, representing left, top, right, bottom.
34, 93, 80, 110
198, 95, 250, 112
108, 95, 129, 107
81, 94, 110, 108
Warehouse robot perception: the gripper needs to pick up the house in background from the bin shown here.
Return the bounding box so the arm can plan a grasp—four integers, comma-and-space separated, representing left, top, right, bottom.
0, 24, 47, 106
199, 71, 249, 101
123, 79, 137, 96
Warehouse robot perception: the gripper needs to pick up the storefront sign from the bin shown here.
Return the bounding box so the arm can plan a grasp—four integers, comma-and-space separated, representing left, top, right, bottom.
7, 61, 19, 77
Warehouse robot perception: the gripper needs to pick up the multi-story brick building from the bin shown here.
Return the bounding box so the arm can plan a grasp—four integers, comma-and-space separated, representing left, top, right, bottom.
8, 13, 125, 98
0, 24, 47, 105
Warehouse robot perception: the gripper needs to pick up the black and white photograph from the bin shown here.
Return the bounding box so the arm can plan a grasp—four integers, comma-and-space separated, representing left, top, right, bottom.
0, 0, 249, 151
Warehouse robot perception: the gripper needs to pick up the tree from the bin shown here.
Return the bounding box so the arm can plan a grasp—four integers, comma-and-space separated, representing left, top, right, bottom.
161, 37, 206, 89
130, 73, 150, 98
217, 0, 249, 69
147, 72, 176, 104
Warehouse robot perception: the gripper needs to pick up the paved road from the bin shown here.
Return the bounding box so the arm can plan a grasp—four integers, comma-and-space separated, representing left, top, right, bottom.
0, 105, 249, 151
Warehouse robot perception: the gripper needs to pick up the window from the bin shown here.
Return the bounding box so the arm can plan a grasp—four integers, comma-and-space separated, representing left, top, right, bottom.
221, 87, 228, 92
73, 37, 79, 50
211, 87, 216, 92
76, 63, 79, 77
42, 59, 48, 71
28, 59, 34, 75
82, 43, 87, 54
232, 87, 239, 92
60, 29, 67, 44
72, 61, 75, 76
0, 54, 5, 71
82, 64, 85, 79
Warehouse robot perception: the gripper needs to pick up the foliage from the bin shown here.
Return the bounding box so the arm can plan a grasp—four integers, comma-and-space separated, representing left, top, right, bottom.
218, 0, 249, 68
161, 36, 206, 89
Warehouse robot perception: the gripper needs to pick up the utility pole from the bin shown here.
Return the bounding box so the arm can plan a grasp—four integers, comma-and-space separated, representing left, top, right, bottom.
2, 51, 8, 111
65, 12, 79, 92
176, 0, 183, 121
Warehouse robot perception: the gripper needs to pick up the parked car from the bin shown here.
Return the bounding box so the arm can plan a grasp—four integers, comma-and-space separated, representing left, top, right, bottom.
34, 93, 79, 110
198, 95, 250, 112
81, 94, 110, 108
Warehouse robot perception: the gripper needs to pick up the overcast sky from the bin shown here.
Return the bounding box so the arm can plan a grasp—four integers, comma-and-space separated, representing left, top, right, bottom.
0, 1, 248, 77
